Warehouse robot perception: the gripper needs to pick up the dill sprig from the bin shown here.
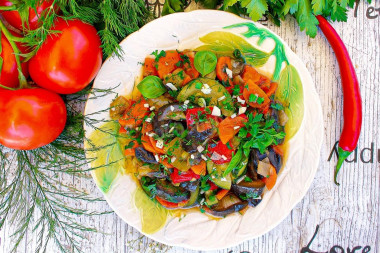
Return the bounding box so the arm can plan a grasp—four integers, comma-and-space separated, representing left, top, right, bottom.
17, 0, 150, 59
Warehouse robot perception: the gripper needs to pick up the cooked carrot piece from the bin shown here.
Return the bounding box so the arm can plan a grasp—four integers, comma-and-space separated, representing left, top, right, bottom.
119, 97, 149, 128
256, 75, 271, 90
124, 149, 135, 156
183, 74, 192, 85
141, 134, 156, 153
216, 189, 229, 200
119, 126, 127, 134
197, 122, 212, 132
141, 121, 153, 134
191, 160, 206, 176
216, 56, 233, 85
160, 156, 174, 169
265, 82, 278, 97
143, 57, 158, 77
182, 51, 199, 79
149, 136, 165, 154
242, 65, 261, 83
218, 116, 248, 144
272, 144, 284, 156
242, 80, 270, 109
156, 50, 181, 79
262, 165, 277, 190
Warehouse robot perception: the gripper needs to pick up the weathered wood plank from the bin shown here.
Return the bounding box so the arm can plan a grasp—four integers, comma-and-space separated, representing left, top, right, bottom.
0, 1, 379, 253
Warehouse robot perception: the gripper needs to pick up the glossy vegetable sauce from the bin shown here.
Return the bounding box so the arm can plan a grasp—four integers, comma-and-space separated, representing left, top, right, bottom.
109, 49, 288, 220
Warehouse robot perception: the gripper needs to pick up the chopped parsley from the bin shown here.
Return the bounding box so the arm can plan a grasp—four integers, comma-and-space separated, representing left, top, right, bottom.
151, 50, 166, 62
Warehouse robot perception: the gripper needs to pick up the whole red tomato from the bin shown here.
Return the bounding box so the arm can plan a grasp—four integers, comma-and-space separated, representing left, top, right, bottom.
0, 0, 56, 30
0, 31, 29, 88
28, 18, 102, 94
0, 88, 67, 150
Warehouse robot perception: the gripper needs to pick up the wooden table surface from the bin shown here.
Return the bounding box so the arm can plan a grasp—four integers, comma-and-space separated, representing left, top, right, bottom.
1, 1, 379, 253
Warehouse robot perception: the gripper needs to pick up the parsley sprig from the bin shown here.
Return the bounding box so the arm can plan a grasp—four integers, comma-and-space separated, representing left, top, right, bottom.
162, 0, 370, 37
239, 112, 285, 154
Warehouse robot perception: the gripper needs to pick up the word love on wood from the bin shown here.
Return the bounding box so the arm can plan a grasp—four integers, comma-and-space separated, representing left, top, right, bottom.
328, 141, 380, 164
301, 226, 372, 253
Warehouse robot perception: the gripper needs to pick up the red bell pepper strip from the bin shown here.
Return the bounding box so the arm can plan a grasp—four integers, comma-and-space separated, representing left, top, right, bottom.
316, 16, 362, 186
207, 141, 234, 164
185, 107, 221, 127
170, 168, 200, 184
208, 181, 218, 191
155, 196, 188, 209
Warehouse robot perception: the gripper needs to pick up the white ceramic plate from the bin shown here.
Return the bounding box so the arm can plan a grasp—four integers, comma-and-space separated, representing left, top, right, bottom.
84, 10, 323, 250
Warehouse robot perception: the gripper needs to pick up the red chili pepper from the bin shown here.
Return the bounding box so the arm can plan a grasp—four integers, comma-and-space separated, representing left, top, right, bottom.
170, 168, 200, 184
207, 140, 234, 164
317, 16, 362, 186
185, 107, 221, 127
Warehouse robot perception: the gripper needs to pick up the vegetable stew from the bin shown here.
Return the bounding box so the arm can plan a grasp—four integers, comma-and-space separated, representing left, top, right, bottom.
109, 49, 288, 217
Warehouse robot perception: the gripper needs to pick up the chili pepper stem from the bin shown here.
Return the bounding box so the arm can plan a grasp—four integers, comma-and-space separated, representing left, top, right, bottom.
334, 147, 352, 186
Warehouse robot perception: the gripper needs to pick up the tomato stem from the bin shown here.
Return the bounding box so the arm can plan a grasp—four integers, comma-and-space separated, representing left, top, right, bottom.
0, 6, 16, 11
0, 83, 16, 90
0, 20, 28, 89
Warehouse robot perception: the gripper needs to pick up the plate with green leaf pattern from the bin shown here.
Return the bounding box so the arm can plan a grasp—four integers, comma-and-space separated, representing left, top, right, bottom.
84, 10, 323, 250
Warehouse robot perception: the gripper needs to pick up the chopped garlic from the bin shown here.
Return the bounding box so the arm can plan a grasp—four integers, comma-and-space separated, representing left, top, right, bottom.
201, 87, 211, 95
218, 95, 226, 101
156, 139, 164, 149
203, 83, 210, 89
211, 106, 221, 117
190, 154, 195, 159
221, 177, 227, 182
184, 100, 190, 105
201, 155, 208, 161
154, 154, 159, 162
144, 104, 150, 108
166, 82, 177, 91
145, 117, 152, 122
230, 113, 237, 119
197, 146, 204, 153
233, 126, 240, 130
237, 96, 246, 104
225, 68, 233, 78
150, 106, 155, 111
210, 152, 222, 160
168, 127, 175, 133
171, 157, 176, 163
221, 155, 227, 160
238, 107, 247, 115
170, 105, 175, 111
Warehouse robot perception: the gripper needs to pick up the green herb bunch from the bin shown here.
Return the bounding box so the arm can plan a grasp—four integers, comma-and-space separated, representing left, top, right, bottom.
7, 0, 151, 59
163, 0, 371, 37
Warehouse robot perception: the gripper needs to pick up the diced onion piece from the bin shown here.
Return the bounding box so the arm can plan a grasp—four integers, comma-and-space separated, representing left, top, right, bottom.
279, 110, 289, 126
166, 82, 178, 91
211, 106, 221, 116
156, 139, 164, 149
225, 68, 233, 79
257, 160, 271, 178
238, 107, 247, 115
